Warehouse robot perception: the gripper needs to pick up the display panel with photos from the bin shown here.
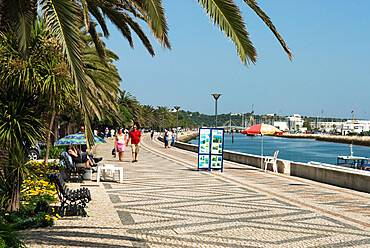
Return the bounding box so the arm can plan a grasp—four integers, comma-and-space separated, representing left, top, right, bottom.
211, 155, 222, 169
198, 128, 224, 171
199, 128, 211, 154
211, 129, 223, 155
198, 155, 210, 169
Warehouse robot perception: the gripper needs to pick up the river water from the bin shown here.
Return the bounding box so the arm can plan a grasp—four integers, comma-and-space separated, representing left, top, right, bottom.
189, 133, 370, 164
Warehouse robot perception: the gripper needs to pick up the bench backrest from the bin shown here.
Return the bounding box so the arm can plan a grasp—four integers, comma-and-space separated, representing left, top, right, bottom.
48, 172, 67, 195
60, 151, 75, 171
48, 172, 91, 202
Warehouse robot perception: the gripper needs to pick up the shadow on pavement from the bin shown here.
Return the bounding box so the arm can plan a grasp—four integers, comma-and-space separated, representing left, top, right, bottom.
22, 227, 148, 248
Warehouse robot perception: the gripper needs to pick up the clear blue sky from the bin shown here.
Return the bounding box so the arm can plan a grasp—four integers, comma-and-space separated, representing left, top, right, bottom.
103, 0, 370, 119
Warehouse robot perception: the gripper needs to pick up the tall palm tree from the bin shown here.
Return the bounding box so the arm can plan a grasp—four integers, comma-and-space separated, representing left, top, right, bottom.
119, 91, 142, 125
0, 0, 293, 146
82, 27, 122, 120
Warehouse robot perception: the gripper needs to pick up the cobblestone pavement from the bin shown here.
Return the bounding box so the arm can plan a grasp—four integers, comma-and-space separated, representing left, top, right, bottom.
23, 134, 370, 247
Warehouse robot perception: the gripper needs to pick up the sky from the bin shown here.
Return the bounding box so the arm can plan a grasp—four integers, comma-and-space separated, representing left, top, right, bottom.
103, 0, 370, 119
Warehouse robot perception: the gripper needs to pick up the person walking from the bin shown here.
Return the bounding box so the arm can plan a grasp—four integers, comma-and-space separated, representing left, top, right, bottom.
110, 128, 115, 139
105, 127, 109, 139
127, 125, 141, 163
151, 130, 154, 140
164, 129, 169, 148
167, 129, 173, 148
171, 129, 176, 147
115, 128, 127, 162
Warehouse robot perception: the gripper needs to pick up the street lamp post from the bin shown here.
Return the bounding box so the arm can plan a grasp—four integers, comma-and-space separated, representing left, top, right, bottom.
162, 111, 165, 134
212, 94, 221, 128
174, 106, 180, 139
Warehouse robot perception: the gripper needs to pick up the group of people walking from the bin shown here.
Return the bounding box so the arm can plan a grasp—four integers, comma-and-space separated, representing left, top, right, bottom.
114, 125, 141, 163
164, 129, 176, 148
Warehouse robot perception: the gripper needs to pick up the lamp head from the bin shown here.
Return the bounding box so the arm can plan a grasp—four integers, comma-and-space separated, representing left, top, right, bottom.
174, 106, 180, 111
212, 93, 221, 100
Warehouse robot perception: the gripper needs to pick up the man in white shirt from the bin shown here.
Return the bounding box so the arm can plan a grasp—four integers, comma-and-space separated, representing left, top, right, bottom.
167, 129, 173, 148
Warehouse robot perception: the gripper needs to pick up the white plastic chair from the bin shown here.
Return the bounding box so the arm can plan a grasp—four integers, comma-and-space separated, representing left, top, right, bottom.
97, 164, 123, 183
264, 150, 279, 173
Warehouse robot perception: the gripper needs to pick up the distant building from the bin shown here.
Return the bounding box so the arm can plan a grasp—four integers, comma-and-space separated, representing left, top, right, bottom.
264, 114, 370, 134
287, 115, 304, 131
314, 121, 343, 132
341, 120, 370, 135
274, 121, 288, 131
273, 114, 304, 131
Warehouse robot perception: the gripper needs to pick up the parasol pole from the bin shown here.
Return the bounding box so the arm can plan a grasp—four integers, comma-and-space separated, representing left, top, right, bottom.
261, 133, 264, 169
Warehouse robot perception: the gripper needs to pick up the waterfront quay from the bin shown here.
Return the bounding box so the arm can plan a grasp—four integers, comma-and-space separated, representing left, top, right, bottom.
22, 134, 370, 247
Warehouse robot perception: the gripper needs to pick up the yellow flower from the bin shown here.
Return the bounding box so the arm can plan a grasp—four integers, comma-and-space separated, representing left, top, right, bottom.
45, 215, 50, 221
56, 214, 61, 219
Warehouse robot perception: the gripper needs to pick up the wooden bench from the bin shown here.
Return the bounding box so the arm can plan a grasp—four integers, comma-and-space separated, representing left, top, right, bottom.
59, 151, 86, 182
48, 172, 91, 217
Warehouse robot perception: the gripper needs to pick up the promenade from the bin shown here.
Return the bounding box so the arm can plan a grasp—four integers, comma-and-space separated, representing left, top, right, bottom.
22, 134, 370, 247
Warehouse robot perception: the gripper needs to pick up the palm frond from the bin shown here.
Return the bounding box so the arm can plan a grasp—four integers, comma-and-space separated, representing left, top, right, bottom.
86, 0, 110, 37
136, 0, 171, 49
120, 12, 155, 56
243, 0, 293, 61
5, 0, 35, 56
198, 0, 256, 65
97, 4, 134, 47
40, 0, 94, 147
80, 0, 91, 31
87, 22, 107, 64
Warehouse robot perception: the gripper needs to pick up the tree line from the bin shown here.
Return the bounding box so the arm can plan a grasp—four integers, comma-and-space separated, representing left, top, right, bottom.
0, 0, 291, 216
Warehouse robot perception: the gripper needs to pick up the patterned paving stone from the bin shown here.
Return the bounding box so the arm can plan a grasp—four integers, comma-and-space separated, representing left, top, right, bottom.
97, 135, 370, 247
22, 134, 370, 247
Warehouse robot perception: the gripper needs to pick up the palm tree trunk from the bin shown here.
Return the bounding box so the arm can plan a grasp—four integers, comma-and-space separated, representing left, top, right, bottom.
8, 172, 22, 212
0, 1, 9, 33
0, 147, 8, 172
52, 115, 59, 144
44, 96, 56, 164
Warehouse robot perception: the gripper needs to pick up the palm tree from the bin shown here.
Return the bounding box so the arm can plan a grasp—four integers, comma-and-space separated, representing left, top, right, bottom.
0, 89, 45, 211
156, 106, 175, 131
0, 0, 293, 147
119, 91, 141, 125
82, 27, 122, 120
0, 0, 163, 148
140, 105, 157, 129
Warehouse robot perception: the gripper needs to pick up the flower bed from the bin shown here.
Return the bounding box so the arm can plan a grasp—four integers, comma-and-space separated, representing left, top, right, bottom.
21, 160, 59, 208
1, 160, 62, 247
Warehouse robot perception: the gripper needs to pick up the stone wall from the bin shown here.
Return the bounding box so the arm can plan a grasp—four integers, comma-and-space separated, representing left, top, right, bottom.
169, 139, 370, 193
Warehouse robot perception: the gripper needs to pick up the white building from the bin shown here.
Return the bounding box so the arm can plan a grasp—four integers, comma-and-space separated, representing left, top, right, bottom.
287, 114, 304, 131
313, 121, 343, 132
273, 121, 289, 131
341, 120, 370, 135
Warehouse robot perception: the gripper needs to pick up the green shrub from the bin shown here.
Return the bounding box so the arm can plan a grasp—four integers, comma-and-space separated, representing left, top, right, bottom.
41, 146, 65, 159
0, 218, 25, 248
2, 208, 54, 231
12, 212, 53, 230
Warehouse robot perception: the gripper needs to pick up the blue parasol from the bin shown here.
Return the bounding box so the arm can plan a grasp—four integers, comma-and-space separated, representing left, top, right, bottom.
54, 132, 106, 146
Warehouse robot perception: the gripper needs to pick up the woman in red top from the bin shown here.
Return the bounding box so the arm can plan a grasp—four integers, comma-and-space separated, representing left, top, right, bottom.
127, 125, 141, 162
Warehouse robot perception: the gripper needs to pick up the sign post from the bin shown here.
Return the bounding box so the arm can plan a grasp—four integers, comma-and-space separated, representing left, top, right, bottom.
197, 128, 224, 172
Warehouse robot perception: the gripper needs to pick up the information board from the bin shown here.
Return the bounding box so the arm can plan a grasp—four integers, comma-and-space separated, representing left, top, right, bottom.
199, 128, 211, 154
197, 128, 224, 171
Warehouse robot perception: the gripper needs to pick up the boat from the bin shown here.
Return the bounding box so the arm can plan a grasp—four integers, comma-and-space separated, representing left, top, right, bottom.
336, 144, 370, 170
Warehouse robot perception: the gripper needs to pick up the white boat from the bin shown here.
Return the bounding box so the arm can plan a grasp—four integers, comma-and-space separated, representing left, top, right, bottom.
336, 144, 370, 170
